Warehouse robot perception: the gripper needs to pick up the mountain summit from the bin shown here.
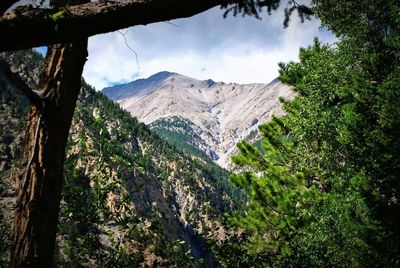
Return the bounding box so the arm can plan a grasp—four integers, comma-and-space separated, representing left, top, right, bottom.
102, 72, 294, 169
102, 71, 175, 100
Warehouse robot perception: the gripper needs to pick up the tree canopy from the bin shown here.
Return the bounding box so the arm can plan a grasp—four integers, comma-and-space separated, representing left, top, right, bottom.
2, 0, 399, 266
0, 0, 312, 266
212, 0, 400, 266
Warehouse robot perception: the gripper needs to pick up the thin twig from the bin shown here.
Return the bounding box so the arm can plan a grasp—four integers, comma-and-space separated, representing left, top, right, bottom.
117, 29, 140, 72
164, 21, 178, 27
290, 0, 300, 7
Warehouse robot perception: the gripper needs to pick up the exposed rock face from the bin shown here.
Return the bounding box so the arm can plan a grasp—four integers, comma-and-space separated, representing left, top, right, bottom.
0, 50, 239, 266
103, 72, 294, 169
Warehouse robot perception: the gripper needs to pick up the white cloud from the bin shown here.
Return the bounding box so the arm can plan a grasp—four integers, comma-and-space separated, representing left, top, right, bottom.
83, 6, 335, 90
83, 33, 141, 90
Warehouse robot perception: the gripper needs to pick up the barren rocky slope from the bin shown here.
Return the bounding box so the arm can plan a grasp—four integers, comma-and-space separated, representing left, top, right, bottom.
0, 50, 241, 267
103, 72, 294, 169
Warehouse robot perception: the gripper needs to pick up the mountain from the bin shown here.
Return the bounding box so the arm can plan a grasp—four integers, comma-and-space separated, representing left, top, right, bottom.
102, 72, 294, 169
0, 50, 242, 266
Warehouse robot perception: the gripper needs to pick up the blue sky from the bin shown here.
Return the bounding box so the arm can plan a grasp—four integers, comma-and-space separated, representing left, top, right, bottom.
81, 5, 335, 90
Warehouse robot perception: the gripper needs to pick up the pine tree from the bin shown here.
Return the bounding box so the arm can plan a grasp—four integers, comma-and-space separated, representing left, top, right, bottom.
215, 0, 400, 266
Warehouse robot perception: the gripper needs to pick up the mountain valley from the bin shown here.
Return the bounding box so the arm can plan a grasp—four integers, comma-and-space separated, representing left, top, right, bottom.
0, 50, 242, 266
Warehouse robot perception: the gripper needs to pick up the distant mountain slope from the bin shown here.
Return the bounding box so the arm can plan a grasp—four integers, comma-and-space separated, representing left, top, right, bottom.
0, 50, 242, 266
102, 72, 294, 169
149, 116, 214, 162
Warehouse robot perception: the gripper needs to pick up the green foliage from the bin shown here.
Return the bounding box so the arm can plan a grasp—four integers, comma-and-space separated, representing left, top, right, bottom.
215, 0, 400, 266
150, 116, 212, 162
0, 207, 11, 267
221, 0, 313, 27
50, 10, 64, 21
1, 49, 43, 90
50, 10, 64, 31
0, 56, 34, 264
156, 239, 195, 267
150, 116, 246, 207
57, 79, 241, 266
0, 48, 240, 266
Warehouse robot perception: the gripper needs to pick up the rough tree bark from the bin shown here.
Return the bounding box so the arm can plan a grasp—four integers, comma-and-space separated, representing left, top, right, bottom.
0, 0, 229, 51
9, 41, 88, 267
0, 0, 279, 265
1, 0, 230, 265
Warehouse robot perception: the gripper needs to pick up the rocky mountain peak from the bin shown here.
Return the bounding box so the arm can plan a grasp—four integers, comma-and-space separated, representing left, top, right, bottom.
102, 72, 294, 169
0, 51, 241, 265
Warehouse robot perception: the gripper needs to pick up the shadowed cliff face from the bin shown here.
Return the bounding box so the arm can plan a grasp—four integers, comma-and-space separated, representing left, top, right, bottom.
102, 72, 294, 169
0, 50, 240, 266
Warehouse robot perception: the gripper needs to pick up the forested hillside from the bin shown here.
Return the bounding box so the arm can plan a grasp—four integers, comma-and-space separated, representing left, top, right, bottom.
0, 50, 242, 266
103, 72, 293, 169
1, 0, 399, 266
150, 116, 215, 162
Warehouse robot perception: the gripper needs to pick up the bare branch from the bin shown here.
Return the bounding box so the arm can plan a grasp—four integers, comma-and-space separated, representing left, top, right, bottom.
164, 21, 178, 27
117, 29, 140, 72
0, 61, 43, 107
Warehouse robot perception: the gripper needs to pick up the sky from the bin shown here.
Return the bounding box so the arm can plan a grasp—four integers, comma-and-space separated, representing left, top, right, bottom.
81, 5, 336, 90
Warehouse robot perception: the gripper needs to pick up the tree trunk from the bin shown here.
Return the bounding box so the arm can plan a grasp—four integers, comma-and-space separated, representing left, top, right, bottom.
10, 41, 87, 267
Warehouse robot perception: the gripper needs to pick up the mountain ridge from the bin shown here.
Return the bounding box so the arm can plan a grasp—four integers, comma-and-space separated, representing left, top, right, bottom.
0, 50, 241, 266
102, 71, 294, 169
